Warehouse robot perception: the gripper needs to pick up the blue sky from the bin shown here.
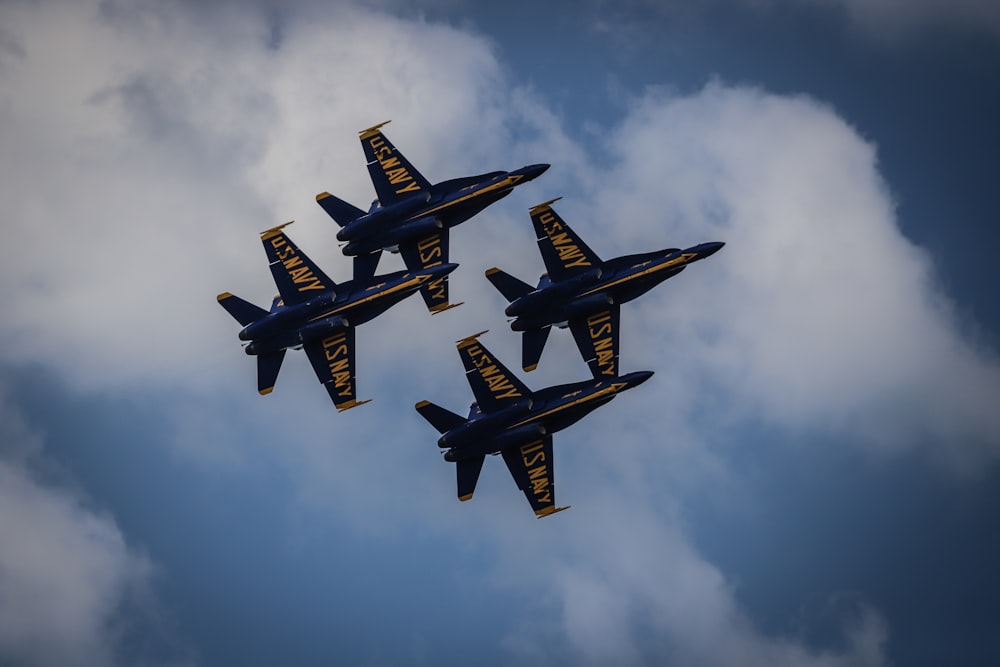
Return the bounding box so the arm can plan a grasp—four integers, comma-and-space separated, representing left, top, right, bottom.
1, 1, 999, 665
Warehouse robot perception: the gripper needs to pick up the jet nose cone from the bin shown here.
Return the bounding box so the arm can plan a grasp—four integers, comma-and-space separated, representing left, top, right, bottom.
519, 163, 550, 181
622, 370, 654, 389
697, 241, 725, 258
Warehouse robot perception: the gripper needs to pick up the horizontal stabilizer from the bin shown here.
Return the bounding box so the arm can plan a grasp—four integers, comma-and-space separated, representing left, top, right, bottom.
352, 250, 383, 281
316, 192, 366, 227
485, 268, 533, 303
415, 400, 467, 435
217, 292, 268, 327
522, 327, 551, 372
257, 350, 286, 395
457, 456, 486, 502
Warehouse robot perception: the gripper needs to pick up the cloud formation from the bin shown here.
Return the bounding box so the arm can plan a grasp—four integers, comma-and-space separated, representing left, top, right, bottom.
1, 1, 997, 665
0, 394, 160, 667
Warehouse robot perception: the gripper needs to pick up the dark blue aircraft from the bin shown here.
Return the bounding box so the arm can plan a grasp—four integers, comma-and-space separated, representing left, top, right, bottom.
485, 198, 724, 377
315, 121, 549, 313
218, 221, 456, 411
416, 332, 653, 517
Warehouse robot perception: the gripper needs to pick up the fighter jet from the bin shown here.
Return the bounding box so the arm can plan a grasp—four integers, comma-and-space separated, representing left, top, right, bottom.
315, 121, 549, 313
416, 331, 653, 517
485, 198, 724, 377
218, 221, 456, 411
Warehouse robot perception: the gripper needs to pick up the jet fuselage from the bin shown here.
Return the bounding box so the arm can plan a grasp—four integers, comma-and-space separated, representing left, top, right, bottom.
508, 242, 724, 330
338, 164, 549, 256
439, 370, 653, 460
240, 263, 456, 354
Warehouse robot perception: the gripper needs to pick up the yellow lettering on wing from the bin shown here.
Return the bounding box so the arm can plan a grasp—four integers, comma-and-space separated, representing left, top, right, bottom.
586, 310, 617, 376
538, 212, 591, 269
465, 344, 522, 400
519, 440, 553, 504
322, 332, 354, 398
415, 235, 447, 303
269, 234, 325, 292
368, 135, 423, 195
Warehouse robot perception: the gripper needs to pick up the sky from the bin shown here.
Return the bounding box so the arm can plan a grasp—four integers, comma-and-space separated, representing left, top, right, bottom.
1, 0, 999, 665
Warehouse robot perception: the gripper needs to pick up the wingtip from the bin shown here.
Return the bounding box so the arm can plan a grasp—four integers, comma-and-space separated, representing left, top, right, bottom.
458, 493, 474, 502
529, 197, 562, 215
456, 330, 489, 348
430, 301, 463, 315
535, 505, 571, 518
523, 363, 538, 372
359, 120, 391, 139
485, 267, 501, 277
259, 386, 275, 396
260, 221, 294, 240
217, 292, 233, 302
337, 398, 373, 412
415, 400, 431, 410
316, 192, 331, 201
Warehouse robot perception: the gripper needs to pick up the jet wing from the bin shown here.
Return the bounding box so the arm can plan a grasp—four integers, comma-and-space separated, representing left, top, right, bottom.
261, 223, 336, 306
569, 304, 620, 379
456, 332, 531, 413
359, 121, 432, 206
398, 230, 459, 313
302, 326, 370, 411
529, 199, 602, 282
501, 436, 570, 518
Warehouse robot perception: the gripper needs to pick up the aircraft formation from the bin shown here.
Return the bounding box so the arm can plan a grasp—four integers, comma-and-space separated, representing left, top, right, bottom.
218, 121, 723, 517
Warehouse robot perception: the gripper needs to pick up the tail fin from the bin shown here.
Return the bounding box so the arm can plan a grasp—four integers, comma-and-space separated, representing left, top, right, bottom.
485, 268, 533, 303
457, 456, 485, 502
316, 192, 366, 227
217, 292, 268, 326
257, 350, 286, 395
415, 400, 467, 435
522, 327, 551, 372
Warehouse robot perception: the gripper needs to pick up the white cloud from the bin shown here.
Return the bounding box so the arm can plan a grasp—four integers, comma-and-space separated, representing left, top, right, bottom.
0, 394, 167, 667
0, 1, 997, 665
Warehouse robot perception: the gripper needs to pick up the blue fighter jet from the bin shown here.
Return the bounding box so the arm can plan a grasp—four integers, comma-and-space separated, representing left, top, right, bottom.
485, 198, 724, 377
315, 121, 549, 313
218, 221, 456, 411
416, 332, 653, 517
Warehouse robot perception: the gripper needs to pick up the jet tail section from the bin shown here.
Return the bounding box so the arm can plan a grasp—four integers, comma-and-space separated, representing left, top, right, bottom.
484, 268, 533, 303
415, 400, 467, 434
456, 456, 485, 502
316, 192, 366, 227
257, 350, 286, 395
217, 292, 268, 327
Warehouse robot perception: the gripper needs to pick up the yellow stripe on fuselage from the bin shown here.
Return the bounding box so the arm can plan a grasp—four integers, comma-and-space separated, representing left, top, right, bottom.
509, 382, 626, 429
306, 275, 427, 323
578, 253, 696, 297
404, 175, 522, 221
